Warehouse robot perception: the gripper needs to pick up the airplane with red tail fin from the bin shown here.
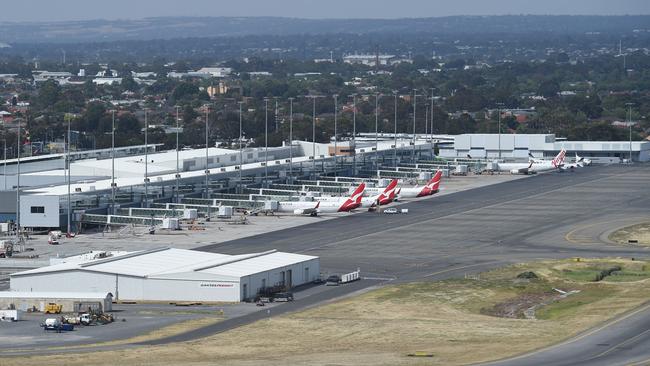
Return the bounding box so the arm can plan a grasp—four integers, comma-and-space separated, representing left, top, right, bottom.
396, 170, 443, 199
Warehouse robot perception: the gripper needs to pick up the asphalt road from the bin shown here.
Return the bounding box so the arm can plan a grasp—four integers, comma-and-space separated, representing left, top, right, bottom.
196, 164, 650, 365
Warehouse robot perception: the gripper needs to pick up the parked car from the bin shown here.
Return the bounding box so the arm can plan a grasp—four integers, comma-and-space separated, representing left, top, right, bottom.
383, 208, 399, 214
326, 275, 341, 286
273, 292, 294, 302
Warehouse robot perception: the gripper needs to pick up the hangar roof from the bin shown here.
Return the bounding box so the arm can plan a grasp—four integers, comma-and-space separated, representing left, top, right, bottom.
0, 291, 111, 299
12, 248, 318, 280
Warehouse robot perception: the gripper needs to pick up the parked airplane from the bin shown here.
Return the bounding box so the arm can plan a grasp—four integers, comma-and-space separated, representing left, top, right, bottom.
276, 199, 320, 215
497, 149, 566, 174
315, 182, 367, 213
575, 153, 592, 166
278, 182, 366, 215
396, 170, 443, 199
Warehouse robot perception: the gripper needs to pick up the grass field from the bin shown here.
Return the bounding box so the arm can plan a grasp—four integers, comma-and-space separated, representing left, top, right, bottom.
609, 222, 650, 245
5, 258, 650, 366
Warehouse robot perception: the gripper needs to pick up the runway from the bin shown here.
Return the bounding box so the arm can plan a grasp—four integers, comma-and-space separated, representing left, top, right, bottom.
195, 164, 650, 365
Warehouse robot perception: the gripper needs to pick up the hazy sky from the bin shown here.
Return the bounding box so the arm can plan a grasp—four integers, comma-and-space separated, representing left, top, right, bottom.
2, 0, 648, 22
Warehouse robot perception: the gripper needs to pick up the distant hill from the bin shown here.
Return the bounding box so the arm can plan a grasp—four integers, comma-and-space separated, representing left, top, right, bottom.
1, 15, 649, 43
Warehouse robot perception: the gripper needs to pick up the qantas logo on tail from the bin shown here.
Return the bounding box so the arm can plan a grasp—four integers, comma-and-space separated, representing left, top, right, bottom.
551, 149, 566, 168
339, 183, 366, 212
418, 170, 443, 197
377, 179, 398, 205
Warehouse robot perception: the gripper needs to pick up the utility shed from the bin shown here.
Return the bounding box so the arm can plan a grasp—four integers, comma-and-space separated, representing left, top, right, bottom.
0, 292, 113, 312
10, 248, 319, 303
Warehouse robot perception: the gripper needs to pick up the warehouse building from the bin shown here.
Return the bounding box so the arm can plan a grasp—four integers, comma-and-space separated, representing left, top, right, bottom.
10, 248, 320, 303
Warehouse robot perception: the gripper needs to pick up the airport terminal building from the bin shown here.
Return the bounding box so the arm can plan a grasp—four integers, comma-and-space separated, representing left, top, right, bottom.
438, 134, 650, 162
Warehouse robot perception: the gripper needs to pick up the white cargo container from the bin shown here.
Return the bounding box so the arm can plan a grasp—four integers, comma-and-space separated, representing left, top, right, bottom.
0, 309, 21, 321
218, 206, 234, 218
161, 218, 180, 230
264, 201, 279, 211
182, 209, 198, 220
454, 165, 468, 175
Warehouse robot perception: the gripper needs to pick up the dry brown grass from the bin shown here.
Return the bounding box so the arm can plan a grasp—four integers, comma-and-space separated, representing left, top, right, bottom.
609, 222, 650, 245
5, 258, 650, 366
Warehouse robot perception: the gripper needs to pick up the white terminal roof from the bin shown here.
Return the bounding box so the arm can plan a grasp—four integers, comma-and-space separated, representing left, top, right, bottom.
24, 140, 423, 197
12, 248, 318, 281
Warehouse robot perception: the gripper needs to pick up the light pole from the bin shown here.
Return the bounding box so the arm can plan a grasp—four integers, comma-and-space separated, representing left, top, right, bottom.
393, 91, 398, 168
16, 120, 21, 237
111, 110, 116, 215
238, 101, 244, 193
496, 103, 504, 160
175, 106, 180, 203
412, 89, 418, 162
430, 89, 435, 143
350, 94, 357, 175
3, 139, 6, 190
311, 96, 317, 173
66, 113, 71, 235
423, 90, 428, 140
264, 98, 269, 186
333, 94, 338, 177
204, 105, 210, 199
288, 97, 294, 178
274, 97, 279, 132
374, 93, 380, 171
144, 109, 149, 207
626, 102, 634, 162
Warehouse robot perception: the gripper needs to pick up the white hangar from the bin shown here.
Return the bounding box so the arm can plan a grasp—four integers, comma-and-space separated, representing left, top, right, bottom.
10, 248, 319, 303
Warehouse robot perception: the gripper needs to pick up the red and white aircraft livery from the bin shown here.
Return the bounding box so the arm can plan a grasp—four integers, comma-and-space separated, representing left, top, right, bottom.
279, 183, 366, 215
496, 149, 567, 174
361, 179, 399, 208
396, 170, 443, 199
316, 182, 366, 213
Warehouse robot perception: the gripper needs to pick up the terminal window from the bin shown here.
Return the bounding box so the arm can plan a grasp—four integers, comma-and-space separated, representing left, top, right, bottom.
30, 206, 45, 214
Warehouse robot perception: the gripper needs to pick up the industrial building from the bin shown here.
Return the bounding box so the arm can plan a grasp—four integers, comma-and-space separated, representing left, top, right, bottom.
10, 248, 320, 303
0, 291, 113, 312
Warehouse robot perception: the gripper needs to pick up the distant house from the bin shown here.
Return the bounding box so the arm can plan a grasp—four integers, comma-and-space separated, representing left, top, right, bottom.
343, 54, 396, 67
93, 78, 122, 86
0, 110, 12, 123
195, 67, 232, 78
32, 71, 73, 84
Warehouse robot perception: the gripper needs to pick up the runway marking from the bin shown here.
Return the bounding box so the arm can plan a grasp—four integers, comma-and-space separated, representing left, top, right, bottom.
589, 328, 650, 361
481, 302, 650, 365
626, 357, 650, 366
423, 261, 503, 278
564, 216, 650, 245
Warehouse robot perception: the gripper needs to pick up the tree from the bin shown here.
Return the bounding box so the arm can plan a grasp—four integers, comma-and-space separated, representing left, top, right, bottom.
36, 80, 62, 109
121, 76, 139, 92
538, 80, 560, 98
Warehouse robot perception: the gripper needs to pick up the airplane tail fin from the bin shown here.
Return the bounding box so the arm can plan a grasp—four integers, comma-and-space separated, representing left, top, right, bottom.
349, 182, 366, 204
428, 170, 443, 192
382, 179, 398, 194
552, 149, 566, 168
315, 201, 320, 209
419, 170, 443, 196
